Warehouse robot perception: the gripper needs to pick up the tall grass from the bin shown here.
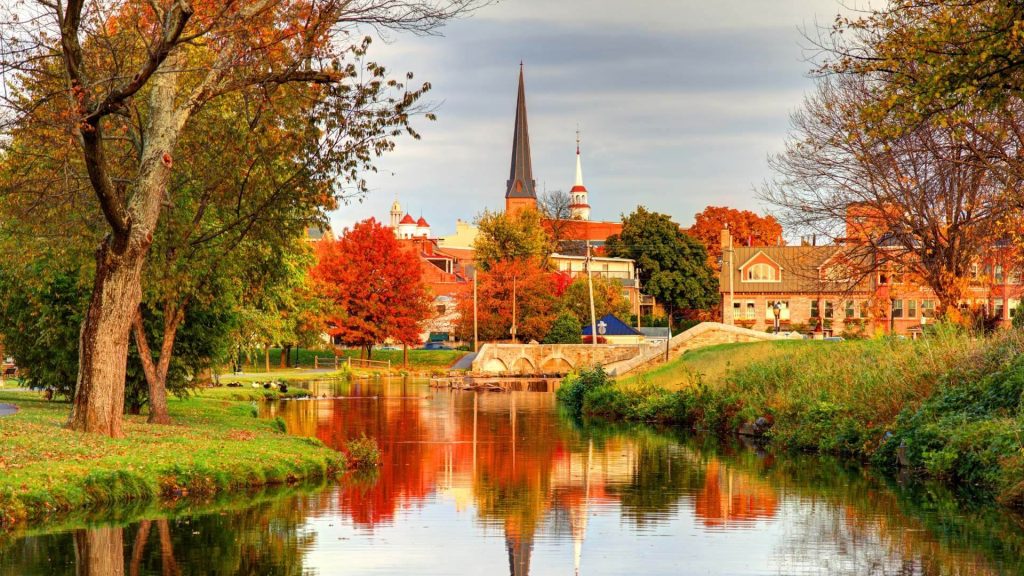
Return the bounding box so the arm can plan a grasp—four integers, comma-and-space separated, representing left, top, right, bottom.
559, 326, 1024, 506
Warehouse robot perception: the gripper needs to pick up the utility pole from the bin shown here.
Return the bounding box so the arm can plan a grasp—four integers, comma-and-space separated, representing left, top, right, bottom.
728, 229, 735, 325
473, 268, 479, 353
586, 241, 597, 350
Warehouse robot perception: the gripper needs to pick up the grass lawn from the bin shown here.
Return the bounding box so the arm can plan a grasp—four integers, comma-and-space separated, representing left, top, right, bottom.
240, 348, 467, 372
616, 340, 809, 390
216, 368, 351, 384
0, 390, 343, 528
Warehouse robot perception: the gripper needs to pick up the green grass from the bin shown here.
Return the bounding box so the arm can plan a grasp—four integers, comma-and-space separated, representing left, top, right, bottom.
616, 340, 807, 390
0, 390, 343, 529
196, 386, 314, 402
216, 369, 351, 384
239, 348, 466, 372
561, 327, 1024, 507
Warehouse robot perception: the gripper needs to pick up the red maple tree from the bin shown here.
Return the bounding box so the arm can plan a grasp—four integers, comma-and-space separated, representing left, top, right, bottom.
455, 258, 559, 343
311, 219, 431, 358
690, 206, 784, 270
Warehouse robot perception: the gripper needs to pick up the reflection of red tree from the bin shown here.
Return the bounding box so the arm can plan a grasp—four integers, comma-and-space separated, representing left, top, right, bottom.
694, 459, 778, 528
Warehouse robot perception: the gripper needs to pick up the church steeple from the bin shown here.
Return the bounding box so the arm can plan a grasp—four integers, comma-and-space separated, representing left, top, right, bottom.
505, 63, 537, 214
569, 128, 591, 221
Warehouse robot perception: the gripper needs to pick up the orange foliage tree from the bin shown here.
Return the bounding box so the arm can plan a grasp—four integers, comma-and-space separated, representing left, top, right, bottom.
311, 219, 430, 359
455, 259, 558, 344
690, 206, 783, 270
0, 0, 479, 436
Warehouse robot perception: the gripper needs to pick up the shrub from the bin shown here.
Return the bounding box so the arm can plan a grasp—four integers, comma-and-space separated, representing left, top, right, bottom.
544, 311, 583, 344
556, 367, 612, 416
345, 436, 382, 470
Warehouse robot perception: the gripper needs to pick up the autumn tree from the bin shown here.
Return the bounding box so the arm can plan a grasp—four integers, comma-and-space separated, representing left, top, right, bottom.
455, 258, 558, 343
473, 208, 552, 270
0, 0, 480, 436
311, 219, 430, 359
606, 207, 718, 318
542, 311, 582, 344
690, 206, 783, 270
762, 76, 1017, 315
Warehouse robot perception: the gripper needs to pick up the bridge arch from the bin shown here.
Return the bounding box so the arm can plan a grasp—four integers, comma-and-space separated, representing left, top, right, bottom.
482, 358, 509, 373
510, 356, 537, 374
539, 356, 574, 374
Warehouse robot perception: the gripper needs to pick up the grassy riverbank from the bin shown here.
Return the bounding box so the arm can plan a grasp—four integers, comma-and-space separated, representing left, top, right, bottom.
0, 391, 343, 528
559, 327, 1024, 507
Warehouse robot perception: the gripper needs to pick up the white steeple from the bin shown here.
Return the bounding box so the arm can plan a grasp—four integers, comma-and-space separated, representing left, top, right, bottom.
569, 128, 591, 221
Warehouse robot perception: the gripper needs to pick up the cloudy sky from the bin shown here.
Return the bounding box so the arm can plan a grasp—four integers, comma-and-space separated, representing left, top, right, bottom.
329, 0, 846, 236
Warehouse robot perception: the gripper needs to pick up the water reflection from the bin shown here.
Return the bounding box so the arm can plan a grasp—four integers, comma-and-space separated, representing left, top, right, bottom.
2, 378, 1024, 575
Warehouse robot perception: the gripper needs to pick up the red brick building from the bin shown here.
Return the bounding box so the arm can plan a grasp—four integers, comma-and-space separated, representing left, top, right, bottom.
719, 227, 1023, 336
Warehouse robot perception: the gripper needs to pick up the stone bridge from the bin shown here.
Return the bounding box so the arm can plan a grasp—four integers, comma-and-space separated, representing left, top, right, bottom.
470, 322, 788, 376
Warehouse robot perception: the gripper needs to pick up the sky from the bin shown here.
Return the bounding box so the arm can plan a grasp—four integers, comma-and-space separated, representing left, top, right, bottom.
329, 0, 847, 236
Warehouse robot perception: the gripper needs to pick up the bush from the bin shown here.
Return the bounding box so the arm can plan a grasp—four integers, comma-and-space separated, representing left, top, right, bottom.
345, 436, 382, 470
556, 367, 611, 416
543, 311, 583, 344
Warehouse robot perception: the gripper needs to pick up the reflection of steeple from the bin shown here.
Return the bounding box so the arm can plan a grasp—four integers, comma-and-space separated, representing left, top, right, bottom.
571, 439, 593, 575
506, 534, 533, 576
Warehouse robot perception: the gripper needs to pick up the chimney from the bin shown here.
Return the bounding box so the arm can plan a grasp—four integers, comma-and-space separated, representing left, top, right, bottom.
720, 226, 732, 251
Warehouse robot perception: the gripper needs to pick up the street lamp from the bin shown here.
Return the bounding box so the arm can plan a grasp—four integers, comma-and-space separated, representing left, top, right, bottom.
772, 302, 782, 334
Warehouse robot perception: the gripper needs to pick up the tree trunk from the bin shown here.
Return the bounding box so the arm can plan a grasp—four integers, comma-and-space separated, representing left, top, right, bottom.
365, 345, 373, 360
129, 521, 152, 576
68, 239, 147, 437
67, 56, 182, 437
156, 520, 179, 576
74, 526, 125, 576
265, 346, 271, 373
280, 345, 291, 369
132, 304, 184, 425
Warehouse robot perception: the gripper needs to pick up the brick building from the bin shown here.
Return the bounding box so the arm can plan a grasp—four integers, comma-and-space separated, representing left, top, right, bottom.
719, 227, 1024, 336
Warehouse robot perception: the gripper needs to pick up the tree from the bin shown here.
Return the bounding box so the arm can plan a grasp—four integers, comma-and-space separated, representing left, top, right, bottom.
543, 311, 582, 344
690, 206, 783, 270
455, 258, 558, 343
0, 0, 479, 436
311, 219, 430, 359
762, 76, 1016, 315
473, 208, 552, 270
606, 207, 719, 315
561, 276, 631, 326
539, 190, 586, 255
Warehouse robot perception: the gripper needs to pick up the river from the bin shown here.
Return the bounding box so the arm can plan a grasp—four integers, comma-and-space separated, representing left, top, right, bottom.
2, 377, 1024, 575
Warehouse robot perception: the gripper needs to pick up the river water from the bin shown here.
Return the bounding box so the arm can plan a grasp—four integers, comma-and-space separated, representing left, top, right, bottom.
2, 377, 1024, 575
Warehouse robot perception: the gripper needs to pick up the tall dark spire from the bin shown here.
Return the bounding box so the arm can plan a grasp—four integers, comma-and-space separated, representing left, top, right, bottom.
506, 63, 536, 200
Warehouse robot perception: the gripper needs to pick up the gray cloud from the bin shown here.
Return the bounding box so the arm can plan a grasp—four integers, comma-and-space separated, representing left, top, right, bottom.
330, 1, 845, 234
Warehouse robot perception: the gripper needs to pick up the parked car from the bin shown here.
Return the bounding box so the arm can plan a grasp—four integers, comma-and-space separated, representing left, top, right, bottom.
421, 342, 451, 351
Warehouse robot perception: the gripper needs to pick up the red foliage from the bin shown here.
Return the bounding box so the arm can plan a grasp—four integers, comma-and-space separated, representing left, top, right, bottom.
690, 206, 784, 270
455, 258, 558, 343
311, 218, 430, 353
551, 271, 573, 297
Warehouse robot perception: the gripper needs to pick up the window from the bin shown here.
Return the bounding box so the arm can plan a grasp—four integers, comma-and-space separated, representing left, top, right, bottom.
995, 265, 1005, 284
824, 301, 834, 319
860, 301, 871, 318
908, 299, 917, 318
745, 301, 756, 320
971, 263, 980, 279
892, 299, 904, 319
811, 300, 820, 319
995, 300, 1005, 319
1011, 299, 1021, 317
745, 263, 778, 282
1010, 269, 1022, 285
921, 300, 936, 318
765, 301, 790, 321
845, 300, 856, 319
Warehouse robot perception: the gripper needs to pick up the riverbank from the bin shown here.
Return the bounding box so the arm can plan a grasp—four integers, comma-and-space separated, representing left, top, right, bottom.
0, 391, 344, 529
559, 327, 1024, 507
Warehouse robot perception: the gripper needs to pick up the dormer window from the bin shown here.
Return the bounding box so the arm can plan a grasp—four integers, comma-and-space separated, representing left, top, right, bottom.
746, 263, 777, 282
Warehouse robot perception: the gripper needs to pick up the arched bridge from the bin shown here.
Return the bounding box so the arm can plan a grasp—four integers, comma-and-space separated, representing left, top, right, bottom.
470, 322, 787, 376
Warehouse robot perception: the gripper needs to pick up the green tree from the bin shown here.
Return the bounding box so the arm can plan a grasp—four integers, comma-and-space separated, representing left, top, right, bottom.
543, 312, 583, 344
473, 208, 552, 270
561, 276, 632, 326
606, 207, 719, 315
0, 0, 476, 437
